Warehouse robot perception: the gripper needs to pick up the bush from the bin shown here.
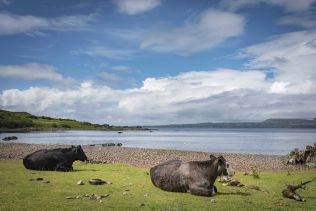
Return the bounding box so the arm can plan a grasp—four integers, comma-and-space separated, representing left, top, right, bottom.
251, 167, 260, 179
61, 124, 71, 128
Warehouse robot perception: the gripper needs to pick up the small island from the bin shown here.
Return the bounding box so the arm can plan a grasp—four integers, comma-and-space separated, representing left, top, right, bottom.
0, 109, 148, 132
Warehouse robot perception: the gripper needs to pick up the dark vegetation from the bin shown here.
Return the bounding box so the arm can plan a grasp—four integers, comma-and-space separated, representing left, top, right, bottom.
153, 118, 316, 128
0, 109, 147, 132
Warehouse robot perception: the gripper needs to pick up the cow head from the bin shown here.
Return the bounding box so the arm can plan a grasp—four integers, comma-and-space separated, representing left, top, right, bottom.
216, 156, 228, 176
72, 145, 88, 161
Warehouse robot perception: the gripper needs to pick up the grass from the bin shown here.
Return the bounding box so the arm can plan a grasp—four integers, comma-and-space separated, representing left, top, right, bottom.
0, 160, 315, 211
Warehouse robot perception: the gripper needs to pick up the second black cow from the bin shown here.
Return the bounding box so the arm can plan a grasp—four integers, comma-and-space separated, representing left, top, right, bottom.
23, 145, 88, 171
150, 155, 229, 197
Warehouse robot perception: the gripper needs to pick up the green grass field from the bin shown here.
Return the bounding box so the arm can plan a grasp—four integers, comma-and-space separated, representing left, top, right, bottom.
0, 160, 315, 211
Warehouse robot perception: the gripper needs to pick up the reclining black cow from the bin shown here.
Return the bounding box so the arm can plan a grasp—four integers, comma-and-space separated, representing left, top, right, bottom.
23, 145, 88, 171
150, 155, 228, 197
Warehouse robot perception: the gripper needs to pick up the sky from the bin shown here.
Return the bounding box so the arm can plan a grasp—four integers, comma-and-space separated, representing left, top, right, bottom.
0, 0, 316, 125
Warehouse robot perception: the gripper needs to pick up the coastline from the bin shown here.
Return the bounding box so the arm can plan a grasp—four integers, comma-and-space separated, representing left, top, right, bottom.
0, 142, 311, 172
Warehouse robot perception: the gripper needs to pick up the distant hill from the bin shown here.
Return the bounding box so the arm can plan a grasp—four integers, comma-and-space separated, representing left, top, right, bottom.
0, 109, 146, 132
152, 118, 316, 129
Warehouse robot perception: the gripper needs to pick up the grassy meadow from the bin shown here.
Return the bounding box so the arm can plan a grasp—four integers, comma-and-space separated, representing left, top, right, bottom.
0, 160, 315, 211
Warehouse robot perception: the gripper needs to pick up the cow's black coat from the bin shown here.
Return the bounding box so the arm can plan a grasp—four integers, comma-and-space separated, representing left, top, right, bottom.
23, 145, 88, 171
150, 155, 228, 197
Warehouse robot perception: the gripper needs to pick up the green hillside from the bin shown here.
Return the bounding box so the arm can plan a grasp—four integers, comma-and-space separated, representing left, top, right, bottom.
0, 109, 145, 132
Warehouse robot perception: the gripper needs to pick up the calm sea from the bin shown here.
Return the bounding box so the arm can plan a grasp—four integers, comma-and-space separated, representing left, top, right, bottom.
1, 128, 315, 155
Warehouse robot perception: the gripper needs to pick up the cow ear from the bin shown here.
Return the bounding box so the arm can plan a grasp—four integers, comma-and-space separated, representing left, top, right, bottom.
217, 156, 224, 166
210, 154, 216, 160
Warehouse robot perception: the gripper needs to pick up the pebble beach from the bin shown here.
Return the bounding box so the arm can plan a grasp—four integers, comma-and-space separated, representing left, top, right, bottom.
0, 142, 309, 172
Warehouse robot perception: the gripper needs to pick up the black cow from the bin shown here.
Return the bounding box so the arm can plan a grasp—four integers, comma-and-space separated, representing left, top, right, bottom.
23, 145, 88, 171
150, 155, 228, 197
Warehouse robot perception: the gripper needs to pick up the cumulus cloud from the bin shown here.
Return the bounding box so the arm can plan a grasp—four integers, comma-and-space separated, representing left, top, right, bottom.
140, 9, 245, 55
0, 63, 65, 81
0, 12, 95, 35
1, 66, 316, 125
241, 30, 316, 94
114, 0, 161, 15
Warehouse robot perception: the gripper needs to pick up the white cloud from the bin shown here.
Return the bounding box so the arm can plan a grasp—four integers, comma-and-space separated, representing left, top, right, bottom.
241, 30, 316, 94
114, 0, 161, 15
140, 9, 245, 55
0, 12, 94, 35
71, 47, 136, 60
0, 63, 64, 81
221, 0, 315, 13
1, 62, 316, 125
1, 67, 316, 125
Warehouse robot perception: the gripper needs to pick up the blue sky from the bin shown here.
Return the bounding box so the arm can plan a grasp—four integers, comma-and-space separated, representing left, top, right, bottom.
0, 0, 316, 125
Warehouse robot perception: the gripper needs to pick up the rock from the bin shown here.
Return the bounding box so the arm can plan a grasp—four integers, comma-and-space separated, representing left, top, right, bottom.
29, 177, 44, 181
42, 180, 50, 183
89, 194, 97, 200
227, 166, 235, 177
2, 136, 18, 141
123, 191, 128, 195
210, 199, 216, 203
305, 162, 316, 168
77, 180, 84, 185
89, 179, 106, 185
144, 194, 148, 197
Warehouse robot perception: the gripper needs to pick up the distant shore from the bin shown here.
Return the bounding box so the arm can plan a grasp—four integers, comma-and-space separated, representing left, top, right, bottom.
0, 127, 151, 133
0, 142, 311, 172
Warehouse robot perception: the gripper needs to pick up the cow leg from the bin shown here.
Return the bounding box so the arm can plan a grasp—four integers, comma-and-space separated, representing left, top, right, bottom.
55, 163, 73, 172
189, 186, 213, 197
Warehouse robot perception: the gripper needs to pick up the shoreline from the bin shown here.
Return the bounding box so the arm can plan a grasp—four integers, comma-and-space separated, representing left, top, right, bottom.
0, 142, 312, 172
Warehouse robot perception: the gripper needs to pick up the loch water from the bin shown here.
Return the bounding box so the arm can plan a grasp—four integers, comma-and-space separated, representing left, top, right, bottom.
1, 128, 316, 155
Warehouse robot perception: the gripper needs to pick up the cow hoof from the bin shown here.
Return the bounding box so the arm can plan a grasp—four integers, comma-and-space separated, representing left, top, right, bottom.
89, 179, 106, 185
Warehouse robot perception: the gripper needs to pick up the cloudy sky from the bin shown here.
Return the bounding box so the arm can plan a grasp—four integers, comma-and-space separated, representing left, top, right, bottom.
0, 0, 316, 125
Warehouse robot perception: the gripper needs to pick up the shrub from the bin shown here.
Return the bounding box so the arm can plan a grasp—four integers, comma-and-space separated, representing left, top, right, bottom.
251, 167, 260, 179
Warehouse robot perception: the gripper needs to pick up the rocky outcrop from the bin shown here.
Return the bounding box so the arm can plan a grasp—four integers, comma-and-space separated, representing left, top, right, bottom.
287, 143, 316, 168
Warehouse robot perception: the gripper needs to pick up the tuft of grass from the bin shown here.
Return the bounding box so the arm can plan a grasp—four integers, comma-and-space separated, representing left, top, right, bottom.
251, 167, 260, 179
0, 160, 315, 211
